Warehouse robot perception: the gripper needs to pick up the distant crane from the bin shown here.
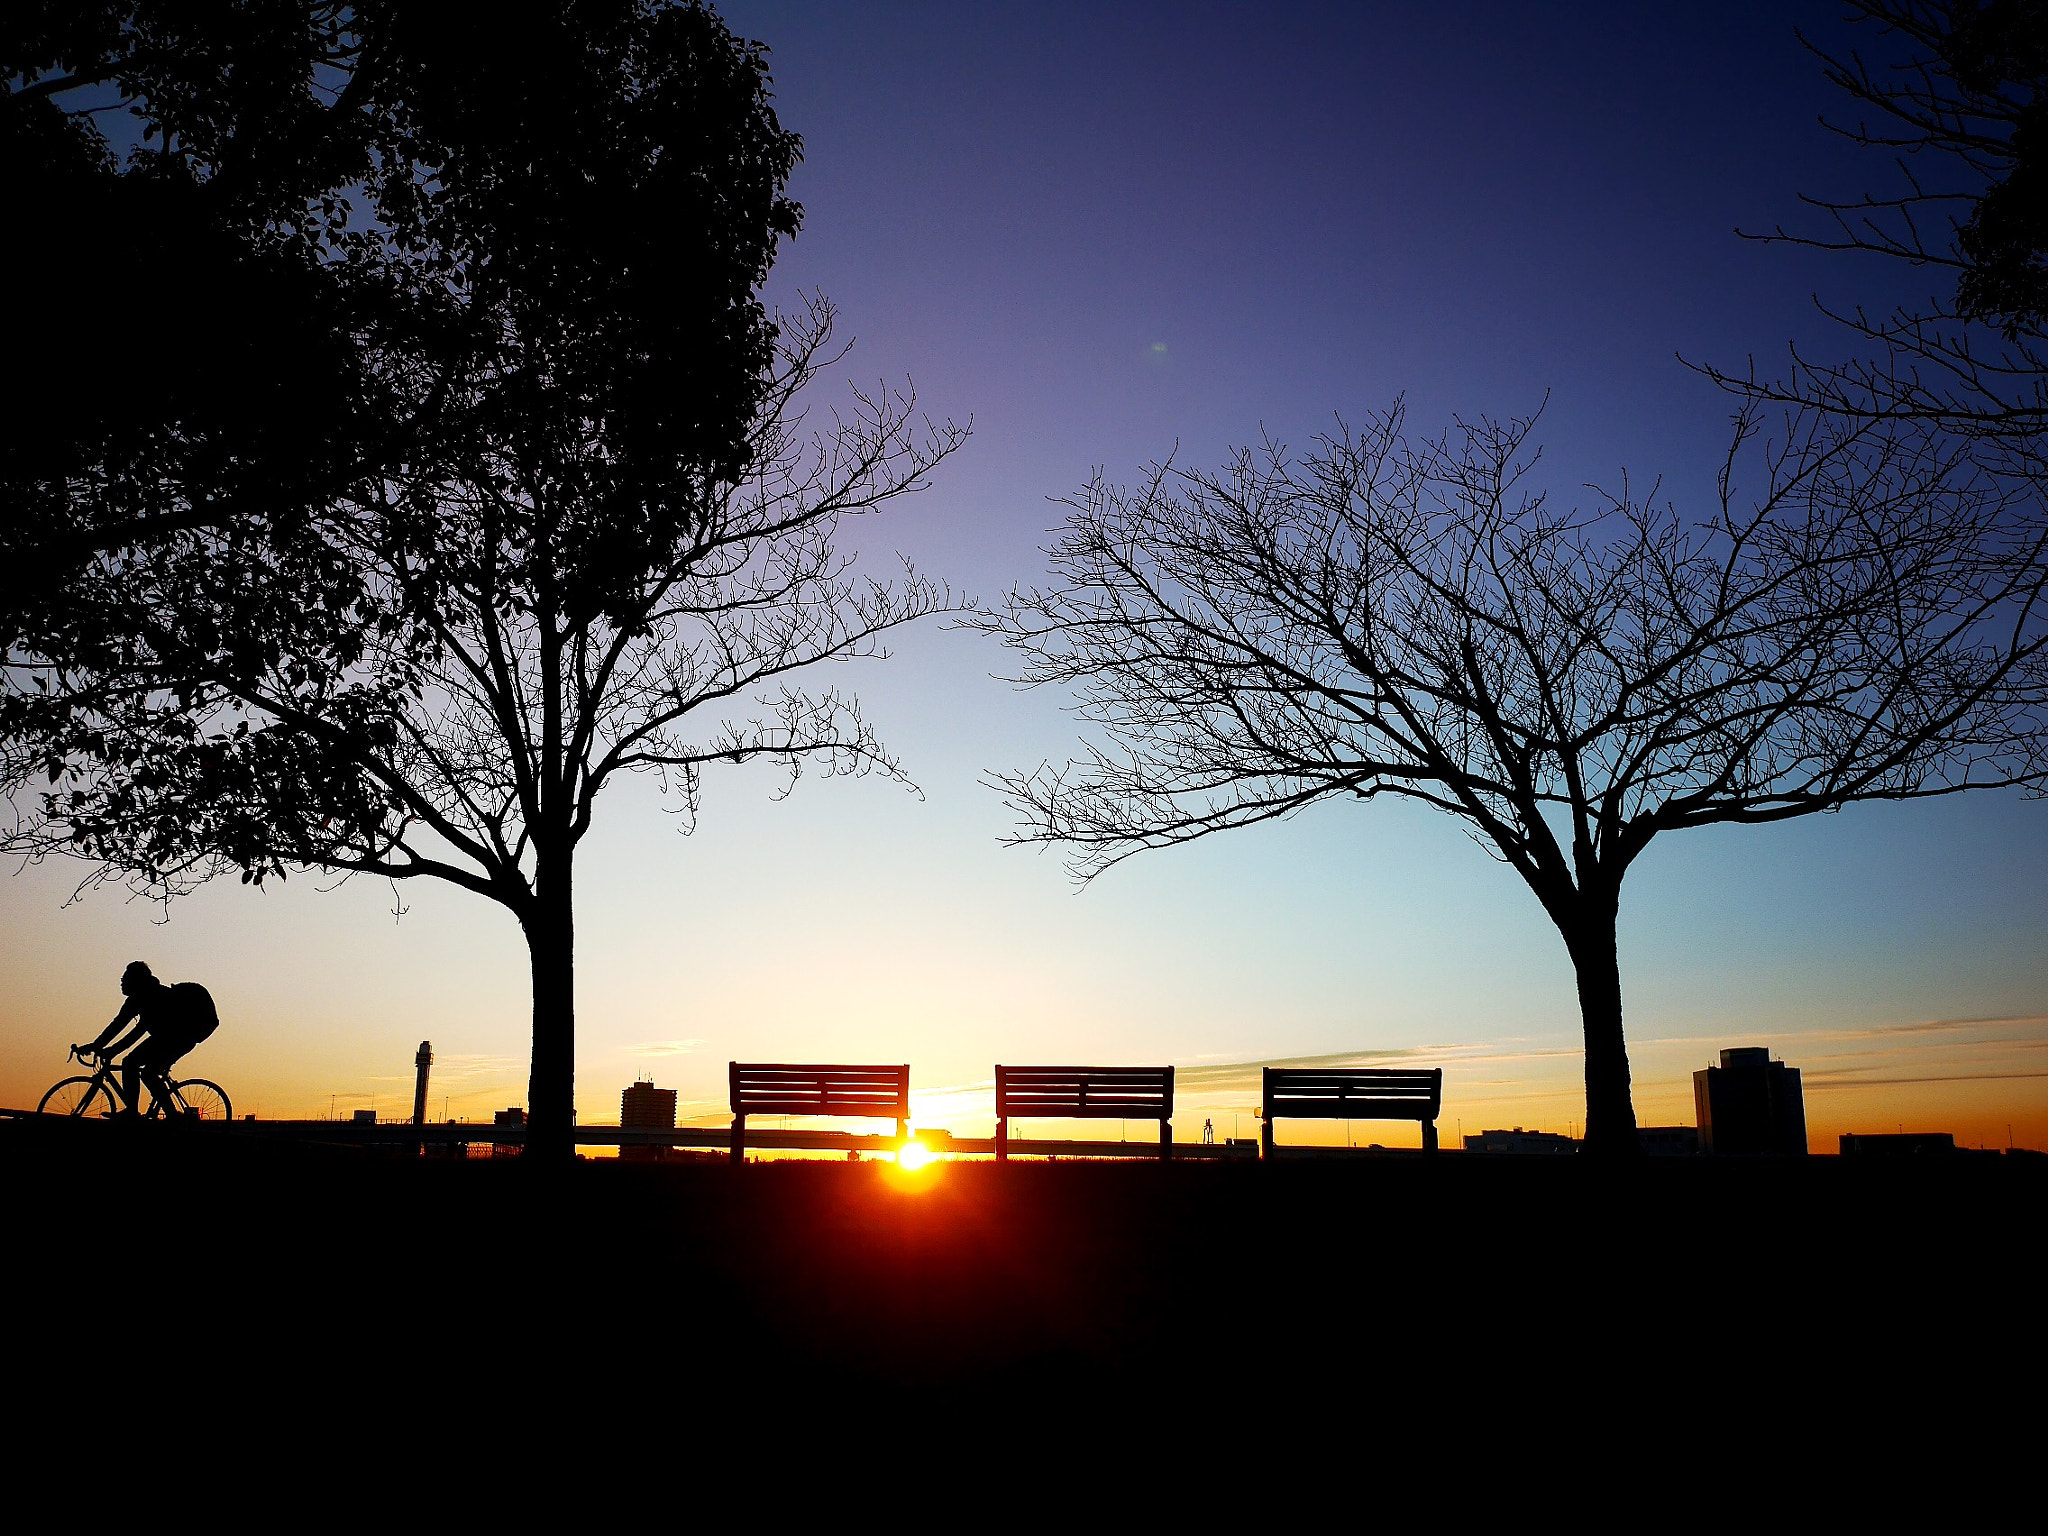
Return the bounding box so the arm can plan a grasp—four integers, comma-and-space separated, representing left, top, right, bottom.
412, 1040, 433, 1127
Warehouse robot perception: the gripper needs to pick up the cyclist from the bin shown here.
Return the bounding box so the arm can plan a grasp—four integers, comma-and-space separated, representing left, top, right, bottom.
75, 961, 221, 1118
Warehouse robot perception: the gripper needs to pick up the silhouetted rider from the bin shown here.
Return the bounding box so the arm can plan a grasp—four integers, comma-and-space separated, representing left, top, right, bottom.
77, 961, 221, 1117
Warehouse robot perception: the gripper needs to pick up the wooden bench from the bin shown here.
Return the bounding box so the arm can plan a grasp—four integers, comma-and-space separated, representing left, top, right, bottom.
728, 1062, 910, 1165
995, 1065, 1175, 1161
1261, 1067, 1442, 1155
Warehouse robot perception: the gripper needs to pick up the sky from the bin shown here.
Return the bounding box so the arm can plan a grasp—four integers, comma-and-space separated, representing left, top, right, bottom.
5, 1, 2045, 1150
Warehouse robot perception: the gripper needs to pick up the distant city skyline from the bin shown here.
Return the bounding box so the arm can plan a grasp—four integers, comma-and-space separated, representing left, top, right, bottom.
5, 1, 2044, 1150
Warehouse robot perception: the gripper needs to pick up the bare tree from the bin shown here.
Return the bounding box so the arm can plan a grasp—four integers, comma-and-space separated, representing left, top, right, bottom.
980, 401, 2048, 1152
6, 298, 965, 1159
1712, 1, 2048, 465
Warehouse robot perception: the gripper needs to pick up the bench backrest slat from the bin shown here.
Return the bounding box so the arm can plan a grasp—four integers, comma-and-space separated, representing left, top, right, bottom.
996, 1065, 1174, 1120
1263, 1067, 1442, 1119
730, 1062, 910, 1119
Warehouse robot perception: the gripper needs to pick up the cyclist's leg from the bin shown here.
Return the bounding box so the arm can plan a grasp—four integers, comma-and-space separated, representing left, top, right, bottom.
125, 1036, 184, 1117
145, 1037, 196, 1115
116, 1051, 146, 1117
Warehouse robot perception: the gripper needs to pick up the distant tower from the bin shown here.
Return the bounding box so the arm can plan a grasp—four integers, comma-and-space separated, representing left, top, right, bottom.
1694, 1047, 1806, 1154
621, 1077, 678, 1162
1202, 1117, 1215, 1146
412, 1040, 433, 1126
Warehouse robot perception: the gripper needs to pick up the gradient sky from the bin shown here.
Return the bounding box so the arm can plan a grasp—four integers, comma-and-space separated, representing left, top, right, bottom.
5, 1, 2045, 1149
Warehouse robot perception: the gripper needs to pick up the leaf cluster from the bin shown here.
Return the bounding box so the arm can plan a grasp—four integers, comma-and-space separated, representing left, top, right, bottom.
4, 1, 803, 637
7, 298, 966, 912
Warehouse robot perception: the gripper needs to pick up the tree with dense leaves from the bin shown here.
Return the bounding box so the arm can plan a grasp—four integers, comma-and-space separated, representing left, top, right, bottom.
3, 1, 814, 637
979, 403, 2047, 1153
1, 2, 396, 639
4, 2, 966, 1160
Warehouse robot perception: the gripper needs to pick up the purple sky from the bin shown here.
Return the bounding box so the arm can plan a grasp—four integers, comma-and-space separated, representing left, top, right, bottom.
733, 0, 1895, 539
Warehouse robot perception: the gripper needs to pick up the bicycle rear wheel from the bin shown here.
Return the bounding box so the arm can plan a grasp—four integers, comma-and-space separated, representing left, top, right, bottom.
39, 1076, 117, 1118
171, 1079, 233, 1121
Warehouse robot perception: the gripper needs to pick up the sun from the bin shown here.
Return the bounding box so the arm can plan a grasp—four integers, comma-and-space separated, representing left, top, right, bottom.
895, 1138, 935, 1172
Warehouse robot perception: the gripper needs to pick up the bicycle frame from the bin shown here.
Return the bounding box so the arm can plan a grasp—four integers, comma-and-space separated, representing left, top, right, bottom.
63, 1048, 188, 1118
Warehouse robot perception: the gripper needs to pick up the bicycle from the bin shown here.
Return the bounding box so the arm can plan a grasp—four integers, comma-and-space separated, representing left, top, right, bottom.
39, 1045, 233, 1122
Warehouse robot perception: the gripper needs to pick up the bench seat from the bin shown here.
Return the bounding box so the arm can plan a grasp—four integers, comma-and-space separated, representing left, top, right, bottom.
729, 1062, 910, 1164
996, 1065, 1174, 1160
1262, 1067, 1442, 1155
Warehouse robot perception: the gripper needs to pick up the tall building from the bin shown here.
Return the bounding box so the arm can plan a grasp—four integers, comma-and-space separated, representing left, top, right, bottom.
412, 1040, 433, 1126
1694, 1047, 1806, 1155
621, 1078, 678, 1162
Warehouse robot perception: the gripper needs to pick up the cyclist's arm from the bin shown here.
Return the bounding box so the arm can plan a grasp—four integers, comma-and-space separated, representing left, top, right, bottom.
101, 1024, 148, 1057
87, 999, 143, 1055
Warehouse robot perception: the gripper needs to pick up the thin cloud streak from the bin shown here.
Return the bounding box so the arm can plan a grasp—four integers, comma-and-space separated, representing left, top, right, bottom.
1174, 1043, 1581, 1096
894, 1044, 1592, 1127
1805, 1070, 2048, 1089
1636, 1015, 2048, 1050
367, 1051, 524, 1084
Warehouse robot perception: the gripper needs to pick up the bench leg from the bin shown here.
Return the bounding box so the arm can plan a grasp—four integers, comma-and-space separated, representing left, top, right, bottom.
995, 1117, 1008, 1161
730, 1114, 746, 1166
1423, 1119, 1439, 1154
1261, 1122, 1274, 1159
1160, 1118, 1172, 1162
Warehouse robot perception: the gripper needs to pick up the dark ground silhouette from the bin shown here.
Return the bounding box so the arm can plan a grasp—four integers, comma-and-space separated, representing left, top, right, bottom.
13, 1116, 2040, 1405
11, 1115, 2040, 1517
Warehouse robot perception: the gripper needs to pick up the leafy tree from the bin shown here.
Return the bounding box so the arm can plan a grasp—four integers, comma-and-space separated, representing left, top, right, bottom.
980, 403, 2047, 1153
4, 2, 966, 1159
1, 2, 394, 638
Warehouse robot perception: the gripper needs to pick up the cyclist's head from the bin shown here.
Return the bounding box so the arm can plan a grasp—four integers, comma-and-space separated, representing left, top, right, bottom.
120, 960, 158, 995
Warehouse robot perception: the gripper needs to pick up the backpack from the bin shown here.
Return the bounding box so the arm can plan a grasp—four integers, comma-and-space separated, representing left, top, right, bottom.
168, 981, 221, 1043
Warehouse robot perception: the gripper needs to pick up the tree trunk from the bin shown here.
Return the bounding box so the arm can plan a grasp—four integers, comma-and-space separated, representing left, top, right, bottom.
526, 598, 575, 1163
1564, 897, 1641, 1156
522, 854, 576, 1163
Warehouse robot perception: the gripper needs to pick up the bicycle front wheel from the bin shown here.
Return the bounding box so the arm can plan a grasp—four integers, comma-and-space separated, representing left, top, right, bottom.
39, 1076, 117, 1118
171, 1079, 233, 1121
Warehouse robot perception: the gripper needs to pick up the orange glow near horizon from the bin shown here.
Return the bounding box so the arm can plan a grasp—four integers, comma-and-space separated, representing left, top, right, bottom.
3, 834, 2042, 1154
